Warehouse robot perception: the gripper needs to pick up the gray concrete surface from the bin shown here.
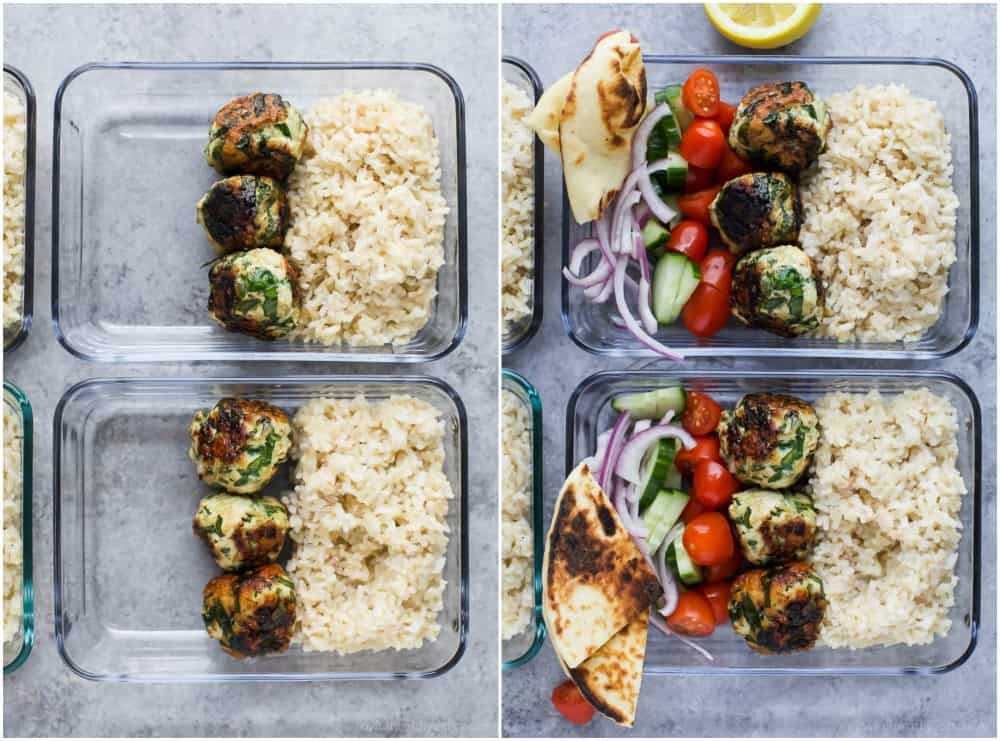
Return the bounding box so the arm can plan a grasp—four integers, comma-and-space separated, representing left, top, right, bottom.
3, 4, 498, 737
502, 3, 996, 737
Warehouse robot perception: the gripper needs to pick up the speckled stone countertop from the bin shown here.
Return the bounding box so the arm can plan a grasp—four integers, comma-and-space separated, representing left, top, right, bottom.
3, 3, 497, 737
502, 3, 996, 737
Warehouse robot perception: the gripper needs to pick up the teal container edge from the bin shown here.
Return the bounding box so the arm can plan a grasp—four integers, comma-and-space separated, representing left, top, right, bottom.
4, 381, 34, 674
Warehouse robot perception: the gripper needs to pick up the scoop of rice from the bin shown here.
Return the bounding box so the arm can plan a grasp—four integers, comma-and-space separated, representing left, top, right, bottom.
501, 80, 535, 333
4, 403, 23, 645
501, 389, 533, 640
3, 90, 26, 332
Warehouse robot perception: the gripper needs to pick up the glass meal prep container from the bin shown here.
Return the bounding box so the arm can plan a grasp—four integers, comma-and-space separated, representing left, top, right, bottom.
3, 382, 34, 673
562, 56, 979, 359
3, 66, 35, 353
54, 376, 468, 681
566, 369, 981, 675
501, 369, 545, 668
501, 57, 544, 354
52, 62, 467, 362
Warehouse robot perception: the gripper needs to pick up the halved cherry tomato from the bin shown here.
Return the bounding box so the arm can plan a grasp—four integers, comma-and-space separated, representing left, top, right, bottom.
684, 164, 715, 193
683, 511, 735, 566
692, 459, 741, 510
675, 435, 721, 475
666, 590, 716, 637
699, 249, 736, 291
704, 548, 744, 582
596, 29, 639, 44
682, 69, 720, 118
696, 581, 732, 625
682, 391, 722, 435
717, 145, 753, 182
683, 283, 730, 338
715, 101, 737, 134
677, 185, 721, 225
681, 497, 708, 524
667, 220, 709, 263
679, 119, 726, 170
551, 680, 595, 725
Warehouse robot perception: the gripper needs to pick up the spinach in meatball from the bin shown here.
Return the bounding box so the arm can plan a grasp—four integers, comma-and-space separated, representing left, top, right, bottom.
202, 563, 297, 659
729, 489, 817, 566
729, 561, 826, 654
709, 172, 800, 255
194, 493, 290, 572
205, 93, 308, 180
731, 245, 823, 337
196, 175, 289, 254
208, 248, 299, 340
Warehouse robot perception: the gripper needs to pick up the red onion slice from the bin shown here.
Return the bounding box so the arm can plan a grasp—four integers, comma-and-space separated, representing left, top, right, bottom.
615, 423, 697, 483
636, 235, 658, 334
597, 410, 631, 493
631, 103, 671, 170
569, 238, 601, 275
613, 257, 684, 360
639, 157, 680, 226
563, 261, 611, 288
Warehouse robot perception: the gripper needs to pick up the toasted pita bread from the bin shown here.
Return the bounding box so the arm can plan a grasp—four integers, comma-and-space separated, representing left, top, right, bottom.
542, 462, 661, 669
524, 70, 572, 153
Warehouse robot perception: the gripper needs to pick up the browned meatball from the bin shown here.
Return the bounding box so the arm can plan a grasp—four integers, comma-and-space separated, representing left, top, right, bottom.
729, 561, 826, 654
202, 563, 297, 659
204, 93, 308, 180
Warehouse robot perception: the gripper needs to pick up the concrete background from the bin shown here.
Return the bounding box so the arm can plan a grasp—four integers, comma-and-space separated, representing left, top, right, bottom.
3, 3, 498, 737
502, 3, 996, 737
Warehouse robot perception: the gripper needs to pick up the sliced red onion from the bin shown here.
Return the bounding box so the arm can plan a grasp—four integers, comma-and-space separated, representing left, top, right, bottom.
598, 410, 631, 493
615, 423, 698, 483
631, 103, 671, 170
640, 158, 680, 226
634, 200, 653, 228
589, 275, 614, 303
563, 261, 611, 288
613, 253, 685, 360
636, 235, 658, 335
612, 190, 642, 255
650, 611, 715, 661
586, 429, 614, 474
659, 409, 676, 426
610, 314, 627, 329
633, 419, 652, 434
654, 533, 679, 616
613, 480, 648, 540
569, 238, 601, 275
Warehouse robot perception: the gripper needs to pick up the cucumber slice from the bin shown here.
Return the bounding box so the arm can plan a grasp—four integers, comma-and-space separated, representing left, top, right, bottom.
637, 439, 678, 512
656, 84, 694, 132
641, 218, 670, 250
611, 387, 687, 420
653, 252, 701, 324
667, 529, 704, 586
662, 194, 683, 229
643, 488, 689, 554
660, 153, 688, 192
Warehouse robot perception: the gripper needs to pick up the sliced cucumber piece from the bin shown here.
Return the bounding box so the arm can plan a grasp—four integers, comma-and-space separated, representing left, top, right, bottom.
641, 218, 670, 250
660, 153, 688, 192
637, 439, 678, 512
653, 251, 701, 324
643, 488, 690, 554
662, 194, 683, 229
667, 529, 704, 586
657, 84, 694, 132
611, 387, 687, 420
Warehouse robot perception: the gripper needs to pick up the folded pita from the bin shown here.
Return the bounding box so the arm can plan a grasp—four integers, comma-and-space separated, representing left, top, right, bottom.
542, 462, 661, 669
524, 70, 572, 153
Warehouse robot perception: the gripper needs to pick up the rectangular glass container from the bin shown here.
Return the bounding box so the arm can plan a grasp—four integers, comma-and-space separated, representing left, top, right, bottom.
566, 369, 981, 674
3, 66, 35, 353
53, 62, 467, 362
54, 376, 468, 681
3, 382, 34, 673
562, 56, 979, 359
501, 369, 545, 668
501, 57, 544, 354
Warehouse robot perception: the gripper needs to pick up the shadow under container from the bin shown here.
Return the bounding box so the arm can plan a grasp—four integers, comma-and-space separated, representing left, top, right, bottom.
54, 376, 468, 681
501, 369, 545, 668
501, 57, 544, 354
563, 56, 978, 359
53, 62, 467, 362
567, 369, 980, 675
3, 66, 35, 353
3, 382, 34, 673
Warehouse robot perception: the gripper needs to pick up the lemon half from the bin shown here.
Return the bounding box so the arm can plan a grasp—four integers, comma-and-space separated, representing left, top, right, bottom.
704, 3, 822, 50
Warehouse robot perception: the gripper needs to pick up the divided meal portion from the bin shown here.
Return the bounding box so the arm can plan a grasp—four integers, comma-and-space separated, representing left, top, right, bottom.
3, 75, 27, 342
3, 395, 24, 657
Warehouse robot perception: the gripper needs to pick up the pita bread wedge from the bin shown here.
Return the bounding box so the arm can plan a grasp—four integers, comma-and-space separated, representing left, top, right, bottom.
543, 462, 661, 669
568, 608, 649, 727
524, 70, 573, 154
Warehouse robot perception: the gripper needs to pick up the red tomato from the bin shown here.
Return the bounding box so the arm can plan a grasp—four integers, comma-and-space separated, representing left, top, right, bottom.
682, 69, 721, 118
683, 283, 730, 338
596, 29, 639, 44
684, 164, 715, 193
666, 590, 716, 637
696, 581, 732, 625
682, 391, 722, 435
677, 185, 722, 225
675, 435, 722, 475
683, 512, 735, 566
692, 460, 741, 510
704, 548, 744, 582
715, 101, 737, 134
717, 145, 753, 182
700, 249, 736, 291
681, 496, 708, 524
667, 220, 709, 263
679, 119, 726, 170
551, 680, 595, 725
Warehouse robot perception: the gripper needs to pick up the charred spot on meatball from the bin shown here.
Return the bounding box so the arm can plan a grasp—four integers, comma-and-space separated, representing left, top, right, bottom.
729, 561, 826, 654
710, 172, 801, 255
193, 493, 290, 572
202, 563, 297, 658
731, 244, 823, 337
196, 175, 289, 254
205, 93, 308, 180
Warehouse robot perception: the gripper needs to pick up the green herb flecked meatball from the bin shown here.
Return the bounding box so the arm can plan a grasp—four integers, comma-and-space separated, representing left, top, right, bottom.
202, 563, 297, 659
731, 245, 823, 337
193, 493, 290, 572
728, 561, 826, 654
717, 393, 820, 489
710, 172, 800, 255
728, 489, 817, 566
196, 175, 289, 254
208, 248, 299, 340
188, 398, 292, 494
205, 92, 308, 180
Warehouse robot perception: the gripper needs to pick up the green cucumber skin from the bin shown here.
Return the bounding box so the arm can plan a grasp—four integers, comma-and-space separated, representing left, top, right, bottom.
641, 218, 670, 250
644, 488, 689, 553
668, 530, 704, 586
653, 252, 701, 324
637, 439, 678, 512
658, 84, 695, 131
611, 387, 687, 419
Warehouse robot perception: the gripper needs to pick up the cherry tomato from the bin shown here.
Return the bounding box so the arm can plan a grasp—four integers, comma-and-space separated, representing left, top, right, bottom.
679, 119, 726, 170
715, 101, 737, 134
677, 185, 721, 226
683, 511, 735, 566
704, 548, 744, 582
692, 459, 741, 510
717, 145, 754, 183
682, 391, 723, 435
675, 435, 722, 475
667, 220, 709, 263
682, 69, 721, 118
684, 164, 715, 193
551, 680, 595, 725
681, 496, 708, 524
666, 590, 716, 637
683, 283, 730, 338
699, 249, 736, 291
696, 581, 733, 625
596, 29, 639, 44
